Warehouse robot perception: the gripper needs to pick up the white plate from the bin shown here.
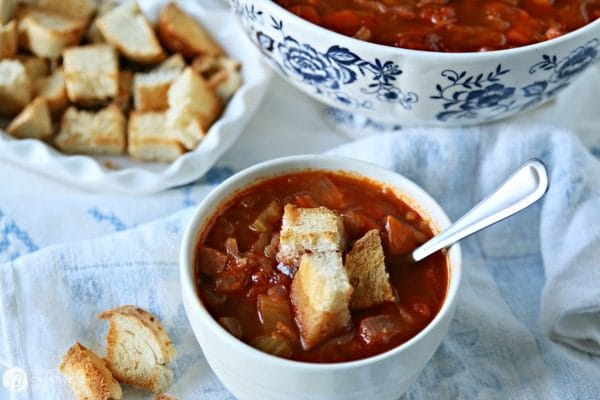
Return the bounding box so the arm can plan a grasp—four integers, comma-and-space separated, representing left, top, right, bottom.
0, 0, 272, 194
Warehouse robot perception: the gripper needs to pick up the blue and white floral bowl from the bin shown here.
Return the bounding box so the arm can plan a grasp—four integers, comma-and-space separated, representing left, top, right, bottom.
230, 0, 600, 125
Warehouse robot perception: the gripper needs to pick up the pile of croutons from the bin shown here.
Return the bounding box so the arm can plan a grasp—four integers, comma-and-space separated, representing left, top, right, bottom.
0, 0, 242, 163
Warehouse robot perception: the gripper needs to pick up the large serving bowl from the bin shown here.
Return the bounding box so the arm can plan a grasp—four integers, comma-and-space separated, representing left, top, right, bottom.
229, 0, 600, 125
180, 155, 462, 400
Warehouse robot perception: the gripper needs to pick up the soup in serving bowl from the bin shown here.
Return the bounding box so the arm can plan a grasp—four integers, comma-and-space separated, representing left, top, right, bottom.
180, 155, 462, 400
229, 0, 600, 125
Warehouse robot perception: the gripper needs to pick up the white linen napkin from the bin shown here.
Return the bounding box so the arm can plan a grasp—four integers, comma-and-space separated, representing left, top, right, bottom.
1, 123, 599, 399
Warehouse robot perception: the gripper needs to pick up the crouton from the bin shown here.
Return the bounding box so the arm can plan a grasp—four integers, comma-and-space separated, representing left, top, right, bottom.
6, 96, 53, 139
133, 55, 185, 111
63, 44, 118, 105
16, 54, 48, 80
37, 0, 97, 20
17, 5, 87, 58
191, 55, 242, 104
59, 342, 123, 400
54, 105, 126, 155
157, 2, 223, 59
0, 59, 31, 116
0, 19, 16, 58
98, 305, 176, 394
112, 70, 132, 112
166, 67, 221, 149
86, 0, 119, 43
0, 0, 16, 24
128, 111, 185, 162
291, 252, 353, 350
34, 69, 68, 116
345, 229, 395, 310
97, 1, 165, 64
277, 204, 346, 265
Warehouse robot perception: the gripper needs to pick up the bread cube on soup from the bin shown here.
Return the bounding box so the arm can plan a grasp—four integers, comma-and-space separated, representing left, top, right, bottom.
277, 204, 346, 264
291, 252, 353, 350
345, 229, 395, 310
59, 342, 123, 400
55, 105, 126, 155
63, 44, 119, 105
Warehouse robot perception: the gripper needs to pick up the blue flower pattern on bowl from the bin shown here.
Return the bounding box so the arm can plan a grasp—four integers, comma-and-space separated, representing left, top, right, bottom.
431, 39, 599, 121
231, 0, 599, 123
231, 0, 418, 110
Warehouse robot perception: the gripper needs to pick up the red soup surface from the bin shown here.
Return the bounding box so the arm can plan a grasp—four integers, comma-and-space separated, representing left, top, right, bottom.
194, 171, 448, 363
275, 0, 600, 52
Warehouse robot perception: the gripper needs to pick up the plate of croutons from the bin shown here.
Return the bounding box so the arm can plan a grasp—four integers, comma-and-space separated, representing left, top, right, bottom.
0, 0, 271, 193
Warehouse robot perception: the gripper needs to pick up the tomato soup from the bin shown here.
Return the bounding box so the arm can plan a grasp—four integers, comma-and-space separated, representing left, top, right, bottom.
275, 0, 600, 52
194, 171, 448, 362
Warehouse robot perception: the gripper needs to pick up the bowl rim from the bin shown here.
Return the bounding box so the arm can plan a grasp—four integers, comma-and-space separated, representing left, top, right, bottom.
253, 0, 600, 58
180, 154, 463, 371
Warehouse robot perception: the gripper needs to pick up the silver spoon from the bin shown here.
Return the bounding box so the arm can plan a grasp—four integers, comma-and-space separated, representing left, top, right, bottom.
411, 159, 549, 263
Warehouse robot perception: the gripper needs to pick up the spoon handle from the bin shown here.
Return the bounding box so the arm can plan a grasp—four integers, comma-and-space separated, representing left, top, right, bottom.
411, 159, 549, 263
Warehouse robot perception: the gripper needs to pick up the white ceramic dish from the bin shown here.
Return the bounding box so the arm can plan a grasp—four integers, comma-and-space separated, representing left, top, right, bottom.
0, 1, 271, 194
180, 155, 462, 400
230, 0, 600, 125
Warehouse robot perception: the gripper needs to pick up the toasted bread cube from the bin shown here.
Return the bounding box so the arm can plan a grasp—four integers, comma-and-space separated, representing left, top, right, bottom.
134, 55, 185, 111
59, 342, 123, 400
345, 229, 395, 310
0, 59, 31, 116
37, 0, 96, 20
98, 305, 176, 394
17, 54, 48, 80
55, 105, 126, 155
17, 5, 87, 58
157, 2, 223, 59
113, 70, 132, 112
34, 69, 68, 116
291, 252, 353, 350
0, 0, 16, 24
191, 55, 242, 104
63, 44, 118, 105
277, 204, 346, 264
86, 0, 119, 43
166, 67, 221, 149
97, 1, 165, 64
0, 19, 16, 58
128, 111, 185, 162
6, 96, 52, 139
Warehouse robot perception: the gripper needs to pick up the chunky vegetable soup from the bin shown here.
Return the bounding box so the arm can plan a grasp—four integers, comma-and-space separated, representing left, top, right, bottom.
275, 0, 600, 52
194, 172, 448, 363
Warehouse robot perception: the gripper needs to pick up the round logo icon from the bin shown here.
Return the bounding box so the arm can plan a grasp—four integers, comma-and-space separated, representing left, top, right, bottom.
2, 367, 28, 393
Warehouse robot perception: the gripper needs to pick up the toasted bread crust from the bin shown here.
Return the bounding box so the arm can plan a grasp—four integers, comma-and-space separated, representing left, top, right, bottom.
99, 305, 176, 393
6, 96, 52, 139
59, 342, 123, 400
278, 204, 346, 265
128, 111, 185, 162
291, 252, 353, 350
157, 2, 223, 59
0, 19, 17, 59
97, 1, 165, 64
345, 229, 395, 310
